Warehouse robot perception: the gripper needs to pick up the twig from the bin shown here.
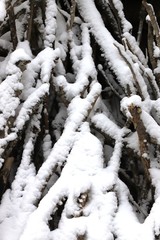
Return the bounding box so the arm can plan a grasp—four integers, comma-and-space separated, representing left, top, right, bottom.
6, 1, 18, 49
128, 194, 147, 218
98, 66, 123, 100
114, 42, 144, 99
142, 0, 160, 48
147, 20, 157, 69
68, 0, 76, 30
124, 37, 160, 99
108, 0, 122, 38
137, 5, 146, 46
26, 0, 35, 42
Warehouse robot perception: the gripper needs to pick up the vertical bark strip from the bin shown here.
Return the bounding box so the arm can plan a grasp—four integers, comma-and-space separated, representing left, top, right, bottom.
6, 2, 18, 49
26, 0, 35, 42
129, 105, 151, 183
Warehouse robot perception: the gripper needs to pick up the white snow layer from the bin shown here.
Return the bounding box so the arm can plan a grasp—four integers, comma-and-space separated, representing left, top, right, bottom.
77, 0, 136, 93
19, 125, 116, 240
0, 0, 6, 22
0, 0, 160, 240
44, 0, 57, 47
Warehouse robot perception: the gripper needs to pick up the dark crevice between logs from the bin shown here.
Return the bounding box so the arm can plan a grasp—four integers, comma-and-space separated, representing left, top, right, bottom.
49, 197, 67, 230
0, 129, 25, 201
26, 1, 44, 55
95, 0, 122, 43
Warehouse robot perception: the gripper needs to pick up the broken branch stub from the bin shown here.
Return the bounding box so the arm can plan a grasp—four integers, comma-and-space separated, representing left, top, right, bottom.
128, 104, 151, 183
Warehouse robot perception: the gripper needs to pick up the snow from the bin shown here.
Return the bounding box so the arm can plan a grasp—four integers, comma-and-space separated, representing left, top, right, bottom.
121, 95, 142, 118
125, 132, 139, 153
91, 112, 121, 140
52, 104, 67, 140
114, 180, 156, 240
111, 0, 132, 33
114, 181, 140, 240
28, 47, 60, 83
0, 113, 42, 240
0, 77, 102, 240
123, 32, 147, 67
0, 39, 12, 52
54, 23, 98, 101
0, 72, 23, 134
19, 124, 118, 240
0, 0, 6, 22
1, 0, 160, 239
16, 41, 33, 59
14, 83, 49, 131
43, 133, 52, 160
141, 110, 160, 145
5, 41, 32, 75
44, 0, 57, 47
153, 45, 160, 58
14, 1, 29, 15
120, 95, 160, 145
77, 0, 136, 94
20, 47, 60, 100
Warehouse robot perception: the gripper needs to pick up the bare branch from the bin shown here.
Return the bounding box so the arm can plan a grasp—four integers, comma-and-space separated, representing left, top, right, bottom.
26, 0, 35, 42
128, 104, 151, 184
6, 2, 18, 49
142, 0, 160, 48
68, 0, 76, 30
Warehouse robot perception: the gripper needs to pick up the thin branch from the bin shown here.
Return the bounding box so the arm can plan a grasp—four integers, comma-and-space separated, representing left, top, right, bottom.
0, 157, 14, 199
114, 42, 145, 99
98, 66, 123, 100
68, 0, 76, 30
142, 0, 160, 48
147, 20, 157, 69
108, 0, 122, 38
137, 5, 146, 46
128, 104, 151, 184
26, 0, 35, 42
6, 1, 18, 49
